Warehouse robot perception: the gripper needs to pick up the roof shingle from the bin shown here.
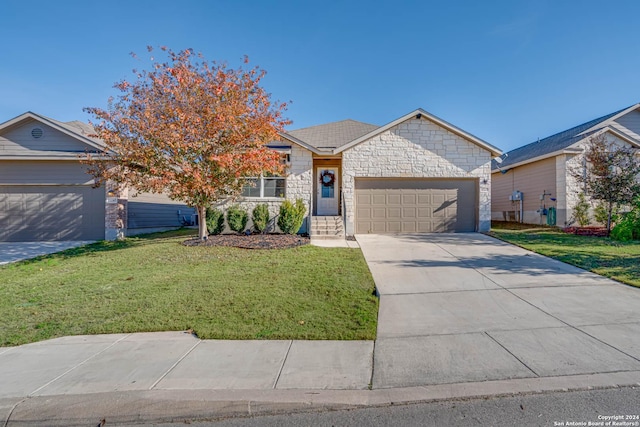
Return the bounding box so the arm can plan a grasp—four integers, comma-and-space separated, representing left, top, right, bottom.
493, 107, 630, 170
285, 119, 379, 150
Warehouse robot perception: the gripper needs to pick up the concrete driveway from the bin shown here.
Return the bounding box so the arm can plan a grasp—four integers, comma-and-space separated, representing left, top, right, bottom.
0, 241, 95, 265
357, 233, 640, 389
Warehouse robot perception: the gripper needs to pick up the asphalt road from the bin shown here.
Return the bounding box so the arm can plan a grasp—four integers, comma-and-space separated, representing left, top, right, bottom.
151, 387, 640, 427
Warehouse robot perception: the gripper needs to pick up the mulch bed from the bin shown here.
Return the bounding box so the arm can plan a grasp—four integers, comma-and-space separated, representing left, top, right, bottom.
563, 226, 609, 237
183, 233, 310, 249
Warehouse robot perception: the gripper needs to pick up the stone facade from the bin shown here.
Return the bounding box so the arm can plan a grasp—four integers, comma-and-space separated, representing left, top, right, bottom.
215, 145, 314, 233
563, 133, 634, 227
214, 119, 493, 235
105, 183, 128, 240
341, 118, 492, 234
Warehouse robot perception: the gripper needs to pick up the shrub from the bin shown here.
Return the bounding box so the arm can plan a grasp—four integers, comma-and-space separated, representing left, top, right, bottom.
611, 220, 634, 242
572, 192, 591, 227
610, 197, 640, 241
252, 204, 270, 233
594, 201, 619, 226
205, 208, 225, 235
278, 199, 306, 235
226, 205, 248, 233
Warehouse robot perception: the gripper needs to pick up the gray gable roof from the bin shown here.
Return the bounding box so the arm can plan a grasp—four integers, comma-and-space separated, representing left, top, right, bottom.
285, 119, 379, 150
493, 107, 629, 170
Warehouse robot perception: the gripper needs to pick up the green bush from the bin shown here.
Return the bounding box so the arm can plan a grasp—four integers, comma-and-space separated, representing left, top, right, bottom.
610, 197, 640, 241
277, 199, 306, 235
226, 205, 248, 233
205, 208, 225, 235
611, 220, 634, 242
572, 192, 591, 227
252, 204, 270, 233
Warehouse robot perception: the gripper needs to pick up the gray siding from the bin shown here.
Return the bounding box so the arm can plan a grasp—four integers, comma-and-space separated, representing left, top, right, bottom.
612, 110, 640, 141
127, 191, 195, 230
0, 161, 95, 185
492, 157, 557, 223
0, 119, 91, 154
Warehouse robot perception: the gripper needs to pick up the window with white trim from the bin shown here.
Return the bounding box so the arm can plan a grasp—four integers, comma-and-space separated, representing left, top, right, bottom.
241, 152, 288, 198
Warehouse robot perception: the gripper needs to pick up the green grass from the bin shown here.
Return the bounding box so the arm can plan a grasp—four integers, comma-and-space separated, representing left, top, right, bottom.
489, 222, 640, 288
0, 230, 378, 346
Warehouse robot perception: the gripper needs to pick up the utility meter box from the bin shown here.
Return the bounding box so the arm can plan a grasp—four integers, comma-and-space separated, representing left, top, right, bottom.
509, 191, 523, 201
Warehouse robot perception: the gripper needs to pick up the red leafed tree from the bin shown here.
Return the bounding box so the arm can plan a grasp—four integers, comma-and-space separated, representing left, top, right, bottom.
84, 47, 290, 240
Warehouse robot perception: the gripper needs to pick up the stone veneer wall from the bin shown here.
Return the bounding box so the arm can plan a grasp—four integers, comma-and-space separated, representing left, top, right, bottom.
105, 183, 128, 240
213, 145, 314, 234
562, 133, 633, 227
341, 118, 492, 235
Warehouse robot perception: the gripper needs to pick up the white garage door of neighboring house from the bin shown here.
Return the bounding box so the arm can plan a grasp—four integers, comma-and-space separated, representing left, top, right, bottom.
355, 178, 478, 234
0, 186, 105, 241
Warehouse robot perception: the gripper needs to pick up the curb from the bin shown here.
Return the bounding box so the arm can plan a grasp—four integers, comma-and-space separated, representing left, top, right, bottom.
3, 371, 640, 426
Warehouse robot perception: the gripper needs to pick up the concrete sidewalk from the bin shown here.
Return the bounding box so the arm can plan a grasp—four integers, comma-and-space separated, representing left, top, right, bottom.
0, 241, 94, 265
2, 330, 639, 426
2, 232, 640, 425
0, 333, 373, 400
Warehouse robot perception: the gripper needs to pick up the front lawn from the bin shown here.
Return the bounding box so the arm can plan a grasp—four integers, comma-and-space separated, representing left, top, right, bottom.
0, 230, 378, 346
489, 222, 640, 288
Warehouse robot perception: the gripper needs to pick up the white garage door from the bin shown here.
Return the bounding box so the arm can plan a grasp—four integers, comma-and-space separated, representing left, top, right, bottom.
355, 178, 477, 233
0, 186, 105, 241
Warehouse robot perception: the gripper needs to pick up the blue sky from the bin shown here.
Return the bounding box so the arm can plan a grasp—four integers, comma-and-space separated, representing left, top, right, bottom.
1, 0, 639, 152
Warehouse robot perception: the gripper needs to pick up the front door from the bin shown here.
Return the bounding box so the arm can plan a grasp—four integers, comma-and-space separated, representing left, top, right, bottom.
317, 167, 339, 215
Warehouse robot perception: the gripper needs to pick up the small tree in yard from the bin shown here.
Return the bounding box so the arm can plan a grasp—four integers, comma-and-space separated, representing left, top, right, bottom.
572, 192, 591, 227
83, 47, 289, 240
572, 134, 640, 234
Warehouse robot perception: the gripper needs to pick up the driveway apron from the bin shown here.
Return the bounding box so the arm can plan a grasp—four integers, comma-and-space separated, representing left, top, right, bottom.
356, 233, 640, 389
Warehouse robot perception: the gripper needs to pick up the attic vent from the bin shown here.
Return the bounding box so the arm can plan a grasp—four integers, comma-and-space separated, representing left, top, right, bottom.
31, 127, 44, 139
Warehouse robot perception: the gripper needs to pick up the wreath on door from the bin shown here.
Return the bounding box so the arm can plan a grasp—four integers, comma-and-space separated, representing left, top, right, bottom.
320, 170, 335, 187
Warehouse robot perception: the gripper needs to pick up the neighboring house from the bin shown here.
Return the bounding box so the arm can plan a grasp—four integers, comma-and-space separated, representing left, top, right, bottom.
0, 112, 195, 242
225, 108, 501, 237
492, 103, 640, 227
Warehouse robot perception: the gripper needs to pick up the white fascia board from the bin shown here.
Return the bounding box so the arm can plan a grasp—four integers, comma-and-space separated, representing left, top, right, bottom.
278, 132, 324, 154
578, 103, 640, 137
491, 148, 582, 173
599, 126, 640, 148
0, 111, 107, 152
335, 108, 502, 156
32, 113, 107, 151
0, 153, 110, 161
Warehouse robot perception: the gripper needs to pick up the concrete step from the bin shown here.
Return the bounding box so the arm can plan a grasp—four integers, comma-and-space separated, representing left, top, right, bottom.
310, 216, 345, 237
311, 224, 345, 231
311, 230, 345, 236
310, 234, 347, 240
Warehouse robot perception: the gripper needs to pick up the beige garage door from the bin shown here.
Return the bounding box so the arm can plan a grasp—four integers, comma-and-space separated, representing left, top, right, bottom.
355, 179, 477, 233
0, 186, 105, 241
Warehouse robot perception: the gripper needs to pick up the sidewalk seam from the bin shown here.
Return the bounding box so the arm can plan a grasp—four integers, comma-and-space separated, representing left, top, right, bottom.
368, 340, 376, 390
28, 334, 132, 397
484, 331, 539, 377
3, 397, 28, 427
149, 339, 202, 390
431, 241, 640, 361
273, 340, 293, 389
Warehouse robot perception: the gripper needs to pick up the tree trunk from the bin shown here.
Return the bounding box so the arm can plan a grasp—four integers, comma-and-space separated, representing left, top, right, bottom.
607, 201, 613, 236
198, 205, 208, 240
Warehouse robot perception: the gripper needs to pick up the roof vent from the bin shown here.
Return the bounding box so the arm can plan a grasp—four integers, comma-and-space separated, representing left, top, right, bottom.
31, 127, 44, 139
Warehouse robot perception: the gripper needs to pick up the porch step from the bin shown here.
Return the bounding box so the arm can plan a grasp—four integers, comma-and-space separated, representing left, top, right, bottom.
310, 216, 345, 239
